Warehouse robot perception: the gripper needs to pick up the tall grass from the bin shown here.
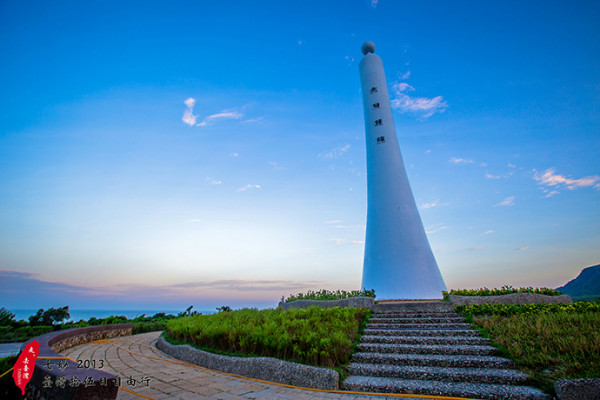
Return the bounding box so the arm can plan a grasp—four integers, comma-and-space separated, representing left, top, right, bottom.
166, 307, 370, 368
461, 304, 600, 395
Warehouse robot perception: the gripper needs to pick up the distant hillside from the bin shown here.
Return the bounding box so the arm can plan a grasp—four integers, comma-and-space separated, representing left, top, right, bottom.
556, 264, 600, 301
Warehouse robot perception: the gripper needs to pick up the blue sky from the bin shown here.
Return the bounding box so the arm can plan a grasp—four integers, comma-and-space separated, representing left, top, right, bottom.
1, 1, 599, 311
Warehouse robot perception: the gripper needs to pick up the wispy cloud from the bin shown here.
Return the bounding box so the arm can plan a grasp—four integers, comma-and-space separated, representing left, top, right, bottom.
533, 168, 600, 197
351, 240, 365, 245
425, 225, 447, 234
206, 178, 222, 185
466, 247, 485, 251
197, 110, 243, 127
188, 218, 203, 223
182, 97, 198, 126
332, 224, 365, 232
485, 173, 501, 179
449, 157, 475, 165
241, 117, 264, 124
268, 161, 284, 170
0, 270, 323, 307
390, 83, 447, 119
230, 152, 239, 157
515, 247, 529, 251
168, 279, 313, 292
495, 196, 515, 207
419, 199, 444, 209
182, 98, 248, 127
318, 144, 350, 160
482, 230, 495, 235
237, 184, 261, 192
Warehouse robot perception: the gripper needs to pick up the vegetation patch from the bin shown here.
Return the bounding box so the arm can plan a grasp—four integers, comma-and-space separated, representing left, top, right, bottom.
456, 302, 600, 318
0, 355, 21, 399
0, 307, 178, 343
457, 302, 600, 395
443, 285, 561, 301
282, 288, 375, 303
166, 307, 371, 369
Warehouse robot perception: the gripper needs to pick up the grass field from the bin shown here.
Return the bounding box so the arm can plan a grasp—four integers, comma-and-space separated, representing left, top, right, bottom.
461, 302, 600, 395
166, 307, 371, 371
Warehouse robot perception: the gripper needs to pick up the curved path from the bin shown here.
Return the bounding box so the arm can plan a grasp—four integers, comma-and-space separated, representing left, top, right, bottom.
60, 331, 474, 400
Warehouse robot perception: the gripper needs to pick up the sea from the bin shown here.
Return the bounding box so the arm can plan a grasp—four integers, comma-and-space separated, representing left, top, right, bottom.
9, 308, 216, 322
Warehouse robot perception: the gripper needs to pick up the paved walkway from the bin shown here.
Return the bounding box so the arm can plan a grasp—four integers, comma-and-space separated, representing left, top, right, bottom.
0, 342, 23, 358
60, 332, 465, 400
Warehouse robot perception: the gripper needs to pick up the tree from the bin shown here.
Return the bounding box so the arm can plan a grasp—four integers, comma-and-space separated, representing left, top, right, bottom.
0, 307, 16, 326
28, 306, 70, 326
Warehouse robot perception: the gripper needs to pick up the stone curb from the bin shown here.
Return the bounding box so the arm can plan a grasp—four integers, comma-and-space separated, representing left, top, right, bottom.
555, 378, 600, 400
448, 293, 573, 305
156, 335, 339, 390
22, 323, 132, 400
278, 296, 375, 310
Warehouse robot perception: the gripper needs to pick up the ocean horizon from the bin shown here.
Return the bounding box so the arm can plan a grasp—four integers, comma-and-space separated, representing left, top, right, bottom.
9, 308, 216, 322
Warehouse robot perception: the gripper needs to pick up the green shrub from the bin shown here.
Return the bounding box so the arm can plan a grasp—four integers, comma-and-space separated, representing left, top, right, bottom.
282, 288, 375, 303
132, 321, 169, 334
0, 326, 54, 342
166, 307, 370, 368
443, 285, 562, 300
1, 355, 21, 399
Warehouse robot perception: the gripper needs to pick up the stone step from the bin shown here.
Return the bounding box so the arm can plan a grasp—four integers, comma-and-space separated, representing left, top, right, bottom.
352, 352, 515, 369
373, 302, 454, 313
361, 335, 490, 346
366, 322, 472, 330
358, 343, 497, 356
372, 311, 459, 317
347, 363, 531, 385
369, 316, 465, 324
364, 329, 481, 337
343, 376, 550, 400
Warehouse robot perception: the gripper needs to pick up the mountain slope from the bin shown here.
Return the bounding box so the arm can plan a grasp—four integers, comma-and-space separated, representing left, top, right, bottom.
556, 264, 600, 301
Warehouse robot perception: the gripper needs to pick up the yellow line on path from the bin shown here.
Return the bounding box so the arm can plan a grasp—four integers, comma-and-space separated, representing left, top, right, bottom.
118, 385, 158, 399
0, 367, 14, 379
87, 338, 482, 400
38, 356, 76, 362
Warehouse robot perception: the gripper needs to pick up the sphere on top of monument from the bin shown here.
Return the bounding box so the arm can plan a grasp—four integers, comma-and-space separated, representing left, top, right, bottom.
361, 41, 375, 55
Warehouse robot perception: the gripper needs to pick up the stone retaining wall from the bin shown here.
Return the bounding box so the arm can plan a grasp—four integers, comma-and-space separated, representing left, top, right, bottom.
279, 296, 375, 310
555, 378, 600, 400
23, 324, 132, 400
156, 335, 339, 390
449, 293, 573, 305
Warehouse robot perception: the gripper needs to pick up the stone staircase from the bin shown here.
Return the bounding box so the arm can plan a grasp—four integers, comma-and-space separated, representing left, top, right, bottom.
343, 301, 550, 400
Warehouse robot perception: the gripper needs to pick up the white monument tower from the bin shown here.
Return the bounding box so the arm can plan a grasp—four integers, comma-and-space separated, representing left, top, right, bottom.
359, 41, 447, 299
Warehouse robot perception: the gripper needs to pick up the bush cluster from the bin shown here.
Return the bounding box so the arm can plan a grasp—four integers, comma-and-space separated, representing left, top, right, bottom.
166, 307, 370, 367
456, 302, 600, 319
282, 288, 375, 303
443, 285, 561, 300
